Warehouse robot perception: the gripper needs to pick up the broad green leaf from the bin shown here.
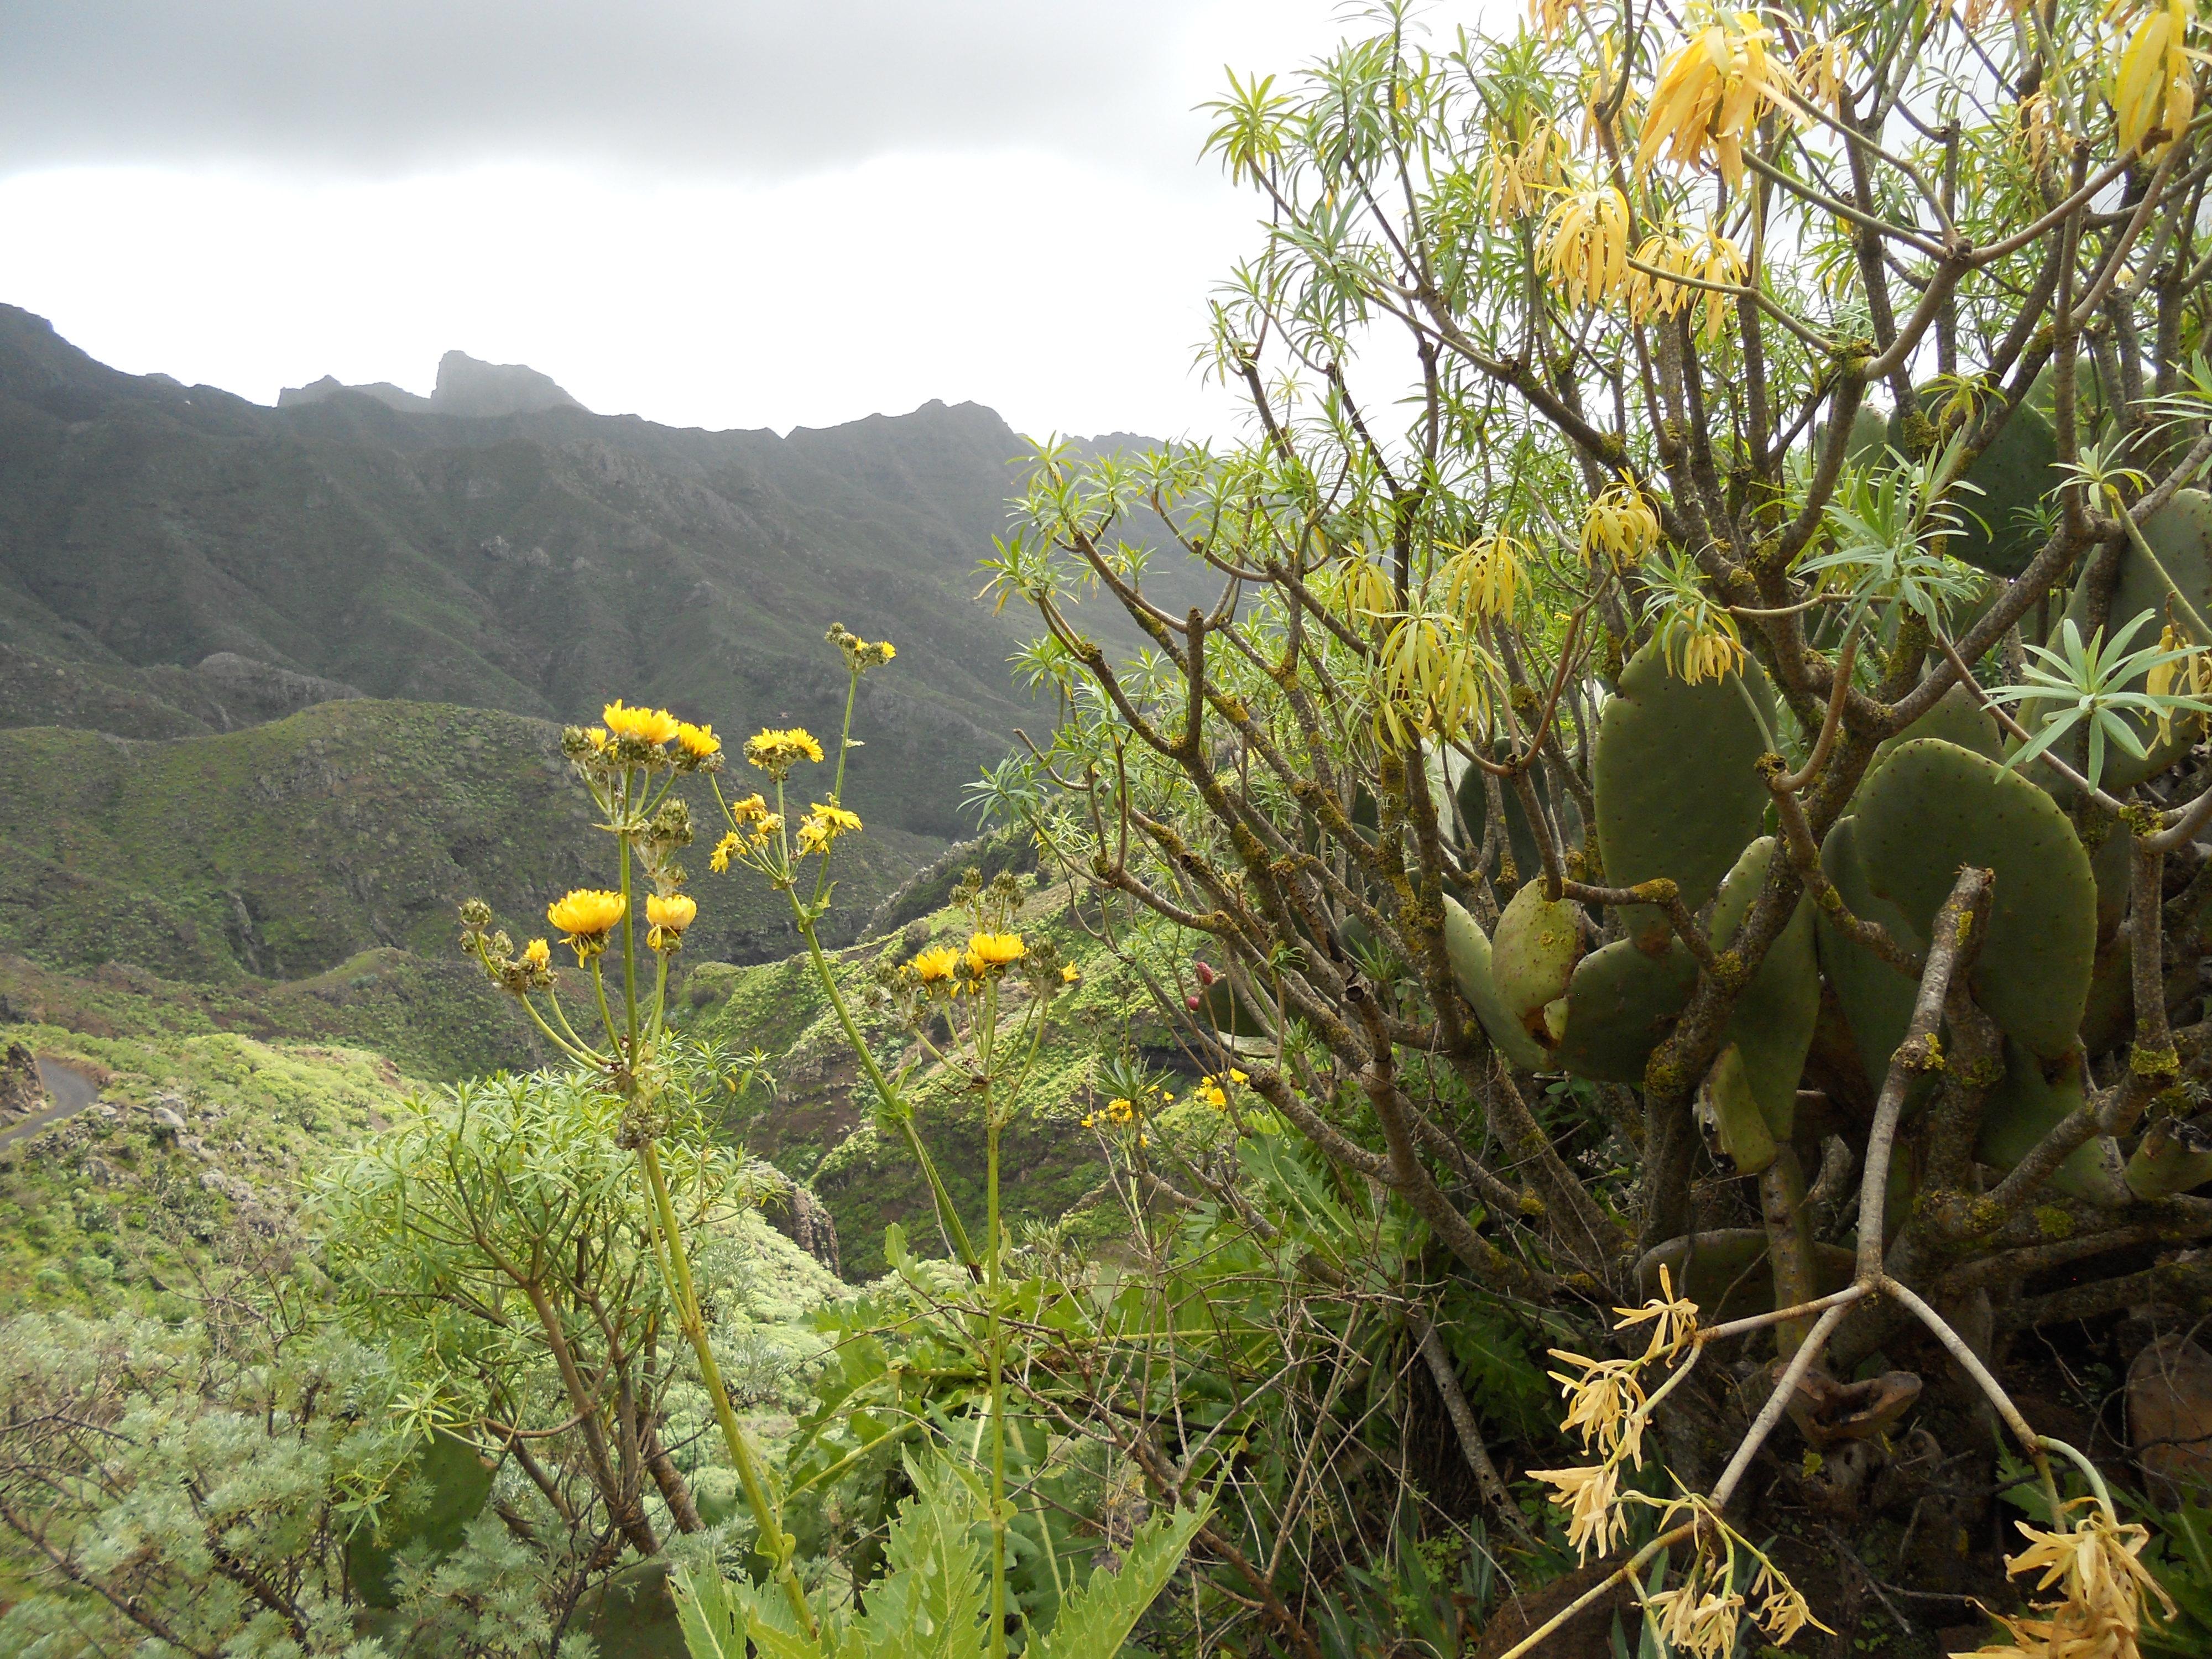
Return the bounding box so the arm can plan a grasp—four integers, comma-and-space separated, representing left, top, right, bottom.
1031, 1498, 1211, 1659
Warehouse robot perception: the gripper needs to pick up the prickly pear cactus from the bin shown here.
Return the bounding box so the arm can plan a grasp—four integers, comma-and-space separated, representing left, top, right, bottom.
1442, 895, 1550, 1071
1815, 815, 1926, 1095
1856, 737, 2097, 1062
1709, 837, 1819, 1140
1892, 384, 2062, 577
1593, 638, 1774, 950
1976, 1039, 2129, 1204
1452, 747, 1580, 881
1547, 936, 1700, 1083
1491, 880, 1584, 1039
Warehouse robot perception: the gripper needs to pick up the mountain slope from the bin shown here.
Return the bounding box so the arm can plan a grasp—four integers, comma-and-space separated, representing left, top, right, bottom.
0, 307, 1192, 838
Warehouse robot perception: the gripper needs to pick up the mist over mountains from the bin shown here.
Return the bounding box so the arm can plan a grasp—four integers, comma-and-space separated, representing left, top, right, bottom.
0, 305, 1189, 839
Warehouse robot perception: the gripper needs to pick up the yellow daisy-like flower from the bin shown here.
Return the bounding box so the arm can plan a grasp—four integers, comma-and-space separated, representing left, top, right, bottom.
910, 945, 961, 983
1200, 1081, 1229, 1109
523, 938, 551, 971
1060, 963, 1080, 983
1229, 1068, 1248, 1084
546, 889, 627, 957
645, 891, 697, 950
645, 893, 696, 932
1105, 1096, 1138, 1124
795, 802, 863, 857
709, 831, 742, 873
1538, 182, 1630, 309
603, 700, 681, 745
745, 727, 824, 778
675, 721, 721, 759
966, 932, 1026, 972
1634, 6, 1797, 188
1582, 476, 1663, 568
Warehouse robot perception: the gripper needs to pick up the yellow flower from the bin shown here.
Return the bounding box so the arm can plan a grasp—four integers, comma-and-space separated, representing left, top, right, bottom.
1612, 1262, 1700, 1362
1626, 225, 1697, 323
745, 727, 824, 778
1060, 963, 1080, 983
1081, 1113, 1096, 1128
2114, 0, 2197, 156
1229, 1068, 1248, 1084
709, 831, 741, 873
1479, 119, 1564, 225
546, 889, 626, 957
966, 932, 1026, 972
523, 938, 551, 971
875, 639, 896, 663
910, 945, 961, 983
1675, 623, 1747, 685
603, 700, 681, 745
1527, 1463, 1626, 1563
1547, 1349, 1649, 1463
645, 893, 696, 932
675, 721, 721, 759
547, 888, 626, 938
1443, 531, 1531, 620
1538, 183, 1630, 309
1645, 1559, 1749, 1659
1105, 1096, 1138, 1124
1634, 6, 1797, 187
1685, 227, 1746, 343
1528, 0, 1580, 41
1201, 1082, 1229, 1109
795, 802, 863, 857
1793, 35, 1848, 114
1582, 476, 1662, 568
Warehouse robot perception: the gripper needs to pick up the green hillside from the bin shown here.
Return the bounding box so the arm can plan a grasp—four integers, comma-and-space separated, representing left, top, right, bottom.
0, 307, 1199, 841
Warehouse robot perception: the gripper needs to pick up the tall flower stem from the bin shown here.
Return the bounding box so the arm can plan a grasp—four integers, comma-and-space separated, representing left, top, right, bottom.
637, 1138, 818, 1638
982, 978, 1008, 1659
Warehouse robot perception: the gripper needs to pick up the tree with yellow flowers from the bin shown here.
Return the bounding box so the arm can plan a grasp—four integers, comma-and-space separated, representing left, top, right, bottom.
971, 0, 2212, 1648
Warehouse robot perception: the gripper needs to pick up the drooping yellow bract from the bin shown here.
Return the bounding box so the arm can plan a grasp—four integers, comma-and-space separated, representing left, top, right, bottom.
1634, 7, 1797, 188
1443, 531, 1531, 620
745, 727, 825, 778
676, 721, 721, 759
1528, 0, 1581, 41
966, 932, 1026, 974
1582, 477, 1663, 568
1626, 225, 1697, 323
603, 700, 681, 745
1538, 182, 1630, 309
546, 889, 627, 957
2112, 0, 2197, 156
910, 945, 961, 983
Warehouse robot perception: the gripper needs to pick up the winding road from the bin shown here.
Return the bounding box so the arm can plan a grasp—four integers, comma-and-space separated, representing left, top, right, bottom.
0, 1058, 102, 1151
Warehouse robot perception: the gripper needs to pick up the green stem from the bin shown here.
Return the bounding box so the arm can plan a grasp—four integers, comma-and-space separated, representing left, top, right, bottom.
590, 958, 622, 1058
637, 1140, 817, 1638
618, 779, 640, 1055
796, 916, 977, 1268
984, 972, 1008, 1659
811, 667, 863, 912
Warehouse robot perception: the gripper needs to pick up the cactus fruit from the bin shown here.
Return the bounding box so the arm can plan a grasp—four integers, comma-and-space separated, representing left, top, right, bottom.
2052, 486, 2212, 787
1594, 638, 1775, 950
1190, 960, 1273, 1040
1814, 814, 1927, 1095
1636, 1229, 1856, 1323
1976, 1039, 2130, 1204
1442, 895, 1551, 1071
1491, 880, 1585, 1038
1856, 738, 2098, 1062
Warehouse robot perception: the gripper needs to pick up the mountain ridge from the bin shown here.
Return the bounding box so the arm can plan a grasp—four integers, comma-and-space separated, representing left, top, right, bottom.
0, 305, 1193, 838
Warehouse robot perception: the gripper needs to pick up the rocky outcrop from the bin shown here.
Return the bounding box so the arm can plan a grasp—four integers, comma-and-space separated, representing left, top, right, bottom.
431, 351, 584, 418
0, 1041, 44, 1121
278, 375, 434, 414
754, 1166, 842, 1279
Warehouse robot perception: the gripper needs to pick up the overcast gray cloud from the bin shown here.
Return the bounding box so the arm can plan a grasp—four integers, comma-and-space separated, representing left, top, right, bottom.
0, 2, 1222, 182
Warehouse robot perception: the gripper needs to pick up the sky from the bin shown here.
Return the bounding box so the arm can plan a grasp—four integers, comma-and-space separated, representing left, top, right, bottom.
0, 2, 1500, 441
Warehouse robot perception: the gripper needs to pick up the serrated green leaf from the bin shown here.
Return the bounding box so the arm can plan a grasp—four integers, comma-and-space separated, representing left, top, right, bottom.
1031, 1499, 1211, 1659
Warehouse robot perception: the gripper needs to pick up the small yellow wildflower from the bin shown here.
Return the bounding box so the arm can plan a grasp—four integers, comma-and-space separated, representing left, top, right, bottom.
910, 945, 961, 983
1061, 964, 1081, 984
796, 802, 863, 857
1105, 1096, 1138, 1125
745, 727, 824, 778
1645, 1558, 1748, 1659
966, 932, 1026, 973
523, 938, 551, 971
1612, 1262, 1699, 1363
1547, 1349, 1649, 1463
1081, 1113, 1096, 1128
709, 831, 741, 873
675, 721, 721, 759
603, 700, 681, 745
1229, 1068, 1248, 1084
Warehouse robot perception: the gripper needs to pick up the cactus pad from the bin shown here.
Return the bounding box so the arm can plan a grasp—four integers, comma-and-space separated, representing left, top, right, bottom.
1893, 388, 2060, 577
1443, 895, 1550, 1071
1491, 880, 1585, 1036
1549, 936, 1700, 1082
1856, 738, 2096, 1061
1709, 836, 1819, 1139
1814, 814, 1926, 1095
1976, 1039, 2129, 1204
1594, 638, 1775, 949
